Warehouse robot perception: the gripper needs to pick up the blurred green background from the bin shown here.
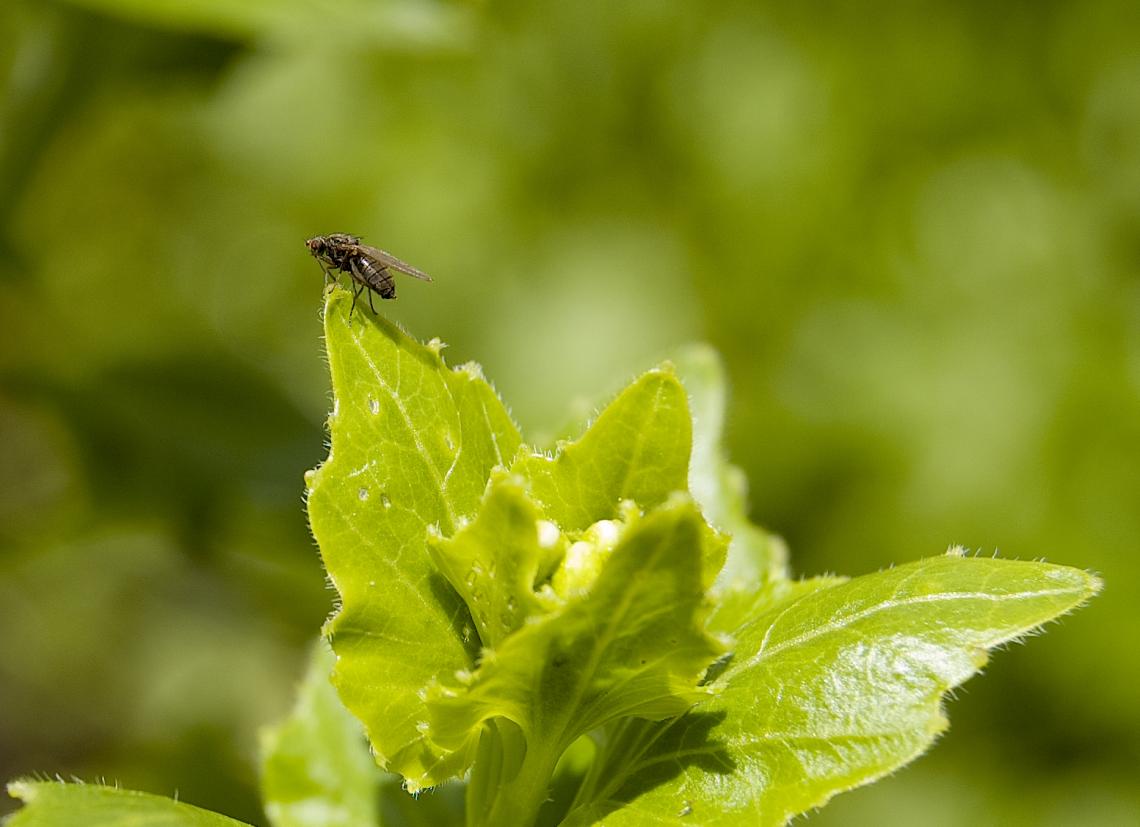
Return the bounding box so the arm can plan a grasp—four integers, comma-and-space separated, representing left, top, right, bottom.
1, 0, 1137, 824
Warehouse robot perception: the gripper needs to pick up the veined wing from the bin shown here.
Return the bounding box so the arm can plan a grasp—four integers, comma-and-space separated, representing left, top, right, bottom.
355, 244, 433, 282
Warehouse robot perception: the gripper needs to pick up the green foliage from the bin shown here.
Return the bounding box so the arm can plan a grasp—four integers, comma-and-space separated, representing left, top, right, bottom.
259, 642, 464, 827
305, 291, 522, 792
433, 496, 726, 825
563, 557, 1095, 825
3, 1, 1136, 821
260, 642, 381, 827
510, 368, 692, 532
308, 294, 1094, 825
306, 294, 1096, 825
5, 781, 249, 827
3, 294, 1101, 825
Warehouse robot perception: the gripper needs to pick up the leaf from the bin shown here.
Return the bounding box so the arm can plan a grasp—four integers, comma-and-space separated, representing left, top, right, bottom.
562, 553, 1100, 826
306, 289, 522, 789
5, 781, 249, 827
306, 309, 1100, 826
510, 367, 692, 533
671, 345, 788, 591
427, 496, 725, 770
260, 640, 466, 827
426, 471, 551, 649
260, 641, 381, 827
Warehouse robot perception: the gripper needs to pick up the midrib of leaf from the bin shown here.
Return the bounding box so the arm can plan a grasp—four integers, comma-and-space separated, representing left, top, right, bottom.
561, 523, 681, 740
726, 581, 1090, 681
476, 390, 508, 467
575, 646, 694, 728
731, 731, 931, 747
609, 378, 665, 504
557, 505, 716, 732
350, 328, 458, 532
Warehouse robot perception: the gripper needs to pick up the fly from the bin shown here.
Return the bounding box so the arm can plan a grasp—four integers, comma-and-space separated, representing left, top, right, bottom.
306, 233, 433, 314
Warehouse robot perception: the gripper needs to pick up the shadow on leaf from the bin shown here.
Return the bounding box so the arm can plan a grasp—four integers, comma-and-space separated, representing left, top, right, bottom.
428, 569, 482, 660
566, 710, 734, 824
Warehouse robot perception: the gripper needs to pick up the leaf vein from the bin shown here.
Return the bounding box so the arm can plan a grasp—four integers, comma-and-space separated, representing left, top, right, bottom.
725, 586, 1084, 681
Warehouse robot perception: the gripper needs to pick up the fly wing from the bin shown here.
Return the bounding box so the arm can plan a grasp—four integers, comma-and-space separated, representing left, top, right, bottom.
355, 244, 433, 282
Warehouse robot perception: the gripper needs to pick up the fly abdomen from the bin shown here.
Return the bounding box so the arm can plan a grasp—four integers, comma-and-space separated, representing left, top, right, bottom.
352, 256, 396, 299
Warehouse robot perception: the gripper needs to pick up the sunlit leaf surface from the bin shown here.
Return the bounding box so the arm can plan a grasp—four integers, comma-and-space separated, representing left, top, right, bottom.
5, 781, 249, 827
306, 289, 522, 789
563, 554, 1100, 826
511, 368, 692, 532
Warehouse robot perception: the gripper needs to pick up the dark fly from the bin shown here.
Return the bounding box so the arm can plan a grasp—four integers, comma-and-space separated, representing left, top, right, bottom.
306, 233, 433, 314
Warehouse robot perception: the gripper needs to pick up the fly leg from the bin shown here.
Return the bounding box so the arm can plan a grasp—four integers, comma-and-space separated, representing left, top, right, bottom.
350, 281, 365, 316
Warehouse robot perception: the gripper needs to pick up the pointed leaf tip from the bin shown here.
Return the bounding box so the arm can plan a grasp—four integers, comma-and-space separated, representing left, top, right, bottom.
567, 555, 1099, 826
308, 295, 522, 786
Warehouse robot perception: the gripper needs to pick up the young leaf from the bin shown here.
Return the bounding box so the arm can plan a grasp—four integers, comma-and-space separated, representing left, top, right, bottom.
260, 642, 381, 827
430, 495, 724, 746
562, 553, 1100, 826
671, 345, 788, 591
5, 781, 249, 827
511, 368, 691, 532
430, 497, 726, 825
426, 471, 550, 648
306, 289, 522, 789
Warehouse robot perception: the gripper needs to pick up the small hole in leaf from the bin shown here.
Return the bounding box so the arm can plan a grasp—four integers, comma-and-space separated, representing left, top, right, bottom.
358, 487, 369, 501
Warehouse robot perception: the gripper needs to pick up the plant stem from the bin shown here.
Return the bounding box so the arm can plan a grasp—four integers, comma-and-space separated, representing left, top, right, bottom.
467, 721, 562, 827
